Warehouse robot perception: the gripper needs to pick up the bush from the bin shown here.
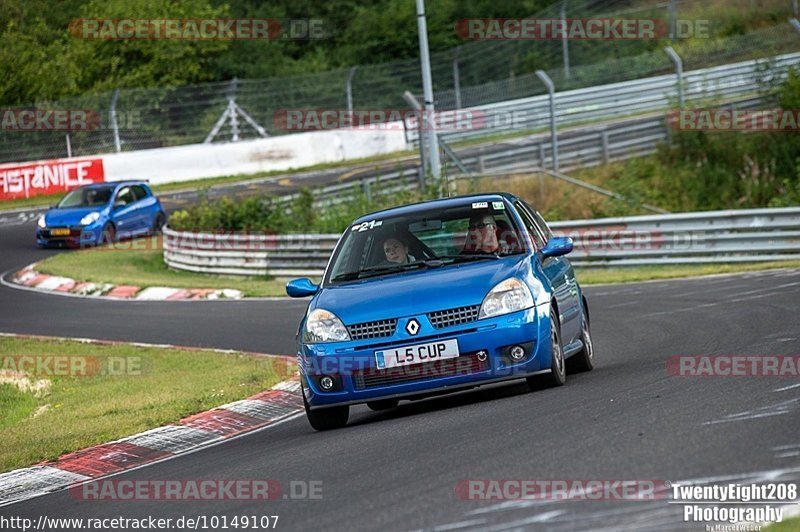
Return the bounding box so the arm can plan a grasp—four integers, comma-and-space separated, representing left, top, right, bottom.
168, 179, 449, 234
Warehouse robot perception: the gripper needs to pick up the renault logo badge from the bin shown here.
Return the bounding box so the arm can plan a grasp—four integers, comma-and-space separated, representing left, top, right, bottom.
406, 318, 420, 336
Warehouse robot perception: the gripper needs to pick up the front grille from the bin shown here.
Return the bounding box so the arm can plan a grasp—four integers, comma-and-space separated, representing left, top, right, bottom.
427, 305, 480, 329
348, 319, 397, 340
353, 352, 489, 390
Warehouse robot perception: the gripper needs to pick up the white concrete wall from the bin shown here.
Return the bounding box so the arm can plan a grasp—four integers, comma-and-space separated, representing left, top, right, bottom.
102, 126, 408, 185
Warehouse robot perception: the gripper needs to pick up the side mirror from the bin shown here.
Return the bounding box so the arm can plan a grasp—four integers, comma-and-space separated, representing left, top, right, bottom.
541, 236, 573, 258
286, 278, 319, 298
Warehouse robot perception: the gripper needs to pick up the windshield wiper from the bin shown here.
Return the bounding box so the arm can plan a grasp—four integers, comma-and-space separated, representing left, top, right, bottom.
436, 253, 501, 263
332, 260, 439, 283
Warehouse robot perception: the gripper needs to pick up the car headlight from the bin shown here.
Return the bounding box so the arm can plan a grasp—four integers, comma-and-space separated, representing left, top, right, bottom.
79, 212, 101, 226
304, 309, 351, 343
479, 278, 534, 319
37, 215, 46, 229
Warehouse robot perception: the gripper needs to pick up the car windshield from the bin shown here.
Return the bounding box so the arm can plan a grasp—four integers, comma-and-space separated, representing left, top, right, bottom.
326, 200, 527, 285
57, 186, 114, 208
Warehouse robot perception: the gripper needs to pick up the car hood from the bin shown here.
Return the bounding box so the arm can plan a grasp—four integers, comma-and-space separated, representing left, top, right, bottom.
45, 207, 105, 226
314, 255, 528, 324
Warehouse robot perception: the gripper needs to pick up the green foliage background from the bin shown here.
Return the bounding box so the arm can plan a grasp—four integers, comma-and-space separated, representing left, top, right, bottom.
0, 0, 552, 105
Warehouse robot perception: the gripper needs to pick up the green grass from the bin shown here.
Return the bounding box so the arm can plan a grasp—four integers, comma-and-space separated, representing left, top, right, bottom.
765, 515, 800, 531
34, 237, 305, 297
0, 336, 291, 472
575, 261, 800, 285
0, 384, 38, 430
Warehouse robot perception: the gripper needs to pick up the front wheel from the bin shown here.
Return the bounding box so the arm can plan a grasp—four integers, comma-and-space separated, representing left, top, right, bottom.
99, 223, 116, 245
527, 308, 566, 390
303, 388, 349, 431
567, 314, 595, 374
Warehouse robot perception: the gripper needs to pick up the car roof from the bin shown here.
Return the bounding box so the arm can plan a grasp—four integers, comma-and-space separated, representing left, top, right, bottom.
352, 192, 523, 223
80, 181, 148, 189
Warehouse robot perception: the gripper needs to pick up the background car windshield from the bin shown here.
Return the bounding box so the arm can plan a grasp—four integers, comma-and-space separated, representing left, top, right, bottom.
326, 202, 524, 284
57, 187, 114, 208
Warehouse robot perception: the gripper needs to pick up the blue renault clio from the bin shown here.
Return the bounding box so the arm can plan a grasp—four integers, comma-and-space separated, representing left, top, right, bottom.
286, 193, 594, 430
36, 181, 166, 248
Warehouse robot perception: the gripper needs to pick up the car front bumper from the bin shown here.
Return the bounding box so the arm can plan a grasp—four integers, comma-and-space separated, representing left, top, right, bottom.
36, 226, 102, 248
300, 306, 554, 409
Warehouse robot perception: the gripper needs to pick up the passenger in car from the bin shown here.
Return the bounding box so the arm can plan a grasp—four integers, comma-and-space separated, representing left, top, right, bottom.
383, 235, 414, 264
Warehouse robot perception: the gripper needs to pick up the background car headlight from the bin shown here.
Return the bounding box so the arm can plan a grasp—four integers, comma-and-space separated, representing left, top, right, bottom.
79, 212, 101, 226
479, 278, 534, 319
304, 309, 351, 343
37, 215, 46, 229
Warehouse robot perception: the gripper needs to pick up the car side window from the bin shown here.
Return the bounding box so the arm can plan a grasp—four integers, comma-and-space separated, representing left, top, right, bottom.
115, 187, 136, 206
515, 201, 546, 250
131, 185, 149, 201
527, 204, 554, 241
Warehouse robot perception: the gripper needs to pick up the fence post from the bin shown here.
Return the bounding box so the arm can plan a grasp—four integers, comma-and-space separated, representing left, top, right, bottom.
65, 133, 72, 158
561, 1, 570, 80
110, 89, 121, 153
403, 90, 428, 190
665, 47, 684, 109
794, 1, 798, 18
601, 129, 610, 165
362, 179, 372, 203
229, 77, 240, 142
453, 46, 462, 109
535, 70, 558, 171
668, 0, 677, 39
346, 66, 358, 115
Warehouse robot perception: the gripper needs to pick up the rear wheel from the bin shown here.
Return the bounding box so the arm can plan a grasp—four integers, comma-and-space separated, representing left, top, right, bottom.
527, 308, 566, 390
152, 212, 166, 234
567, 312, 595, 374
367, 399, 399, 411
303, 388, 349, 431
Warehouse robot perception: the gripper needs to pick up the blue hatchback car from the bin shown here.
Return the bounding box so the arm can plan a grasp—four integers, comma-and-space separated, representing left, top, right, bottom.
287, 193, 595, 431
36, 181, 166, 248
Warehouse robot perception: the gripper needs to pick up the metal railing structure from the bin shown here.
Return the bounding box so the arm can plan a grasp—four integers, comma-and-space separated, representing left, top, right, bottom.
1, 0, 797, 164
404, 51, 800, 145
162, 207, 800, 277
270, 100, 759, 209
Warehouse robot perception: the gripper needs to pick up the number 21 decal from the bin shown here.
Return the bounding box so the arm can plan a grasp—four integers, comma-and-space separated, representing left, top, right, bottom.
352, 219, 383, 232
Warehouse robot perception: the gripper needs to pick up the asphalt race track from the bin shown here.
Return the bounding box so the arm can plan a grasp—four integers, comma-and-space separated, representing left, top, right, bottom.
1, 203, 800, 529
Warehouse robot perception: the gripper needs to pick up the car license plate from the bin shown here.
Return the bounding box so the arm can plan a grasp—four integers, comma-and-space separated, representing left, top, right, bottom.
50, 228, 70, 236
375, 339, 459, 370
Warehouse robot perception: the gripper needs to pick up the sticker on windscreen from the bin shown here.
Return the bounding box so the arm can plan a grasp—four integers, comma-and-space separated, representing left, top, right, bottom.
352, 220, 383, 232
492, 201, 505, 210
472, 202, 488, 209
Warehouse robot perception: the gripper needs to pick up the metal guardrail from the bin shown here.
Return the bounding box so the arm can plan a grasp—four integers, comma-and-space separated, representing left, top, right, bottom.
405, 52, 800, 144
276, 98, 761, 208
163, 207, 800, 277
279, 94, 770, 210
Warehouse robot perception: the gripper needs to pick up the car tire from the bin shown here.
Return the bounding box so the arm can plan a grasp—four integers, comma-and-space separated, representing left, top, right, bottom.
527, 308, 566, 390
303, 388, 349, 431
152, 213, 166, 235
567, 311, 595, 374
99, 223, 116, 245
366, 399, 399, 411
